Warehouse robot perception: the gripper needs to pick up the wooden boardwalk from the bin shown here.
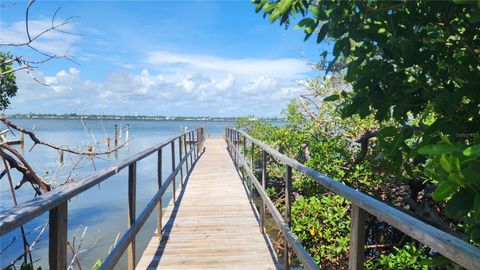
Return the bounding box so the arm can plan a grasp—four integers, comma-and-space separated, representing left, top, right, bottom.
136, 139, 277, 270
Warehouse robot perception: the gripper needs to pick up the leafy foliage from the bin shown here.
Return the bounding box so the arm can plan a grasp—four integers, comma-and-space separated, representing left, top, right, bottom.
0, 52, 18, 110
237, 86, 433, 268
365, 244, 428, 270
291, 195, 350, 267
253, 0, 480, 261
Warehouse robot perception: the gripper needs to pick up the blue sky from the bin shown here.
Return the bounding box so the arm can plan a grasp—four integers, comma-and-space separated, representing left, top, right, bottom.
1, 0, 323, 117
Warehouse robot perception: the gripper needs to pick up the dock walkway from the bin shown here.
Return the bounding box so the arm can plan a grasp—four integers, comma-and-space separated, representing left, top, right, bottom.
137, 139, 276, 270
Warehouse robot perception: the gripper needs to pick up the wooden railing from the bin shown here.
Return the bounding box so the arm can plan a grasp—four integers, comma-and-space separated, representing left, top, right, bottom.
224, 127, 480, 270
0, 127, 206, 270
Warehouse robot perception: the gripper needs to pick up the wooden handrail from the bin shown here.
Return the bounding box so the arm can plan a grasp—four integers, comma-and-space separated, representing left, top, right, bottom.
225, 127, 480, 270
0, 127, 206, 269
225, 132, 319, 270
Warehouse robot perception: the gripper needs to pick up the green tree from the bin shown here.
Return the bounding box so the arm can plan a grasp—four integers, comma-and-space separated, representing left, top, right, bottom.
254, 0, 480, 245
0, 52, 19, 110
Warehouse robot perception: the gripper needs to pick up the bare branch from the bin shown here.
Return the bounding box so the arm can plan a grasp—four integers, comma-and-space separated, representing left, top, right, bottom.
0, 116, 129, 156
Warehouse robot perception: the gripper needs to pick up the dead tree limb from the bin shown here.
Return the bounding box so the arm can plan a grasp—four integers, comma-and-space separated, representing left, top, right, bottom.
354, 129, 378, 163
0, 116, 129, 156
0, 0, 80, 83
0, 143, 50, 193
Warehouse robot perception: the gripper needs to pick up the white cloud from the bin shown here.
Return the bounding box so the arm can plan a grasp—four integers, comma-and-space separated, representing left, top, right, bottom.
215, 73, 235, 91
242, 76, 277, 94
146, 51, 310, 79
9, 49, 311, 116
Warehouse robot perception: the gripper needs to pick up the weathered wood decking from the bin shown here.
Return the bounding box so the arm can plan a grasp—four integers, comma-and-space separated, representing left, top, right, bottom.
137, 139, 276, 270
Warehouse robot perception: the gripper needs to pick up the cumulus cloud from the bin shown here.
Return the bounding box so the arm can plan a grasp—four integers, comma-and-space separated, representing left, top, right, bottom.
242, 76, 277, 94
9, 50, 309, 116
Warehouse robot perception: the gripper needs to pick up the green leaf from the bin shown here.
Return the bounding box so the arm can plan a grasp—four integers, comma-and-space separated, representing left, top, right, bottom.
417, 143, 458, 156
277, 0, 293, 14
309, 5, 319, 17
255, 3, 264, 13
323, 94, 339, 102
444, 188, 475, 218
440, 155, 452, 172
269, 10, 281, 23
316, 23, 329, 43
295, 18, 318, 40
333, 38, 350, 57
463, 144, 480, 157
296, 18, 315, 30
377, 126, 397, 139
447, 172, 465, 185
432, 181, 458, 201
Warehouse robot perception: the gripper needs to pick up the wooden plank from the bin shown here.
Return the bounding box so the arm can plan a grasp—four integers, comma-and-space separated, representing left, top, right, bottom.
349, 205, 366, 270
137, 139, 276, 270
101, 146, 197, 270
49, 201, 68, 270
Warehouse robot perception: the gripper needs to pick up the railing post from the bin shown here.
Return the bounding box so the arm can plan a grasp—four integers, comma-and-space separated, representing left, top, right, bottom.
157, 149, 163, 236
179, 135, 184, 187
233, 131, 238, 168
243, 135, 246, 158
284, 165, 292, 270
249, 142, 254, 200
49, 201, 68, 270
260, 150, 267, 234
183, 133, 189, 175
128, 162, 136, 270
349, 205, 366, 270
171, 141, 176, 204
197, 128, 201, 157
188, 131, 193, 165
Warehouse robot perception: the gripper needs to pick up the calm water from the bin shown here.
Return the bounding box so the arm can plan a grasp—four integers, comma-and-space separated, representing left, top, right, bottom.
0, 118, 248, 269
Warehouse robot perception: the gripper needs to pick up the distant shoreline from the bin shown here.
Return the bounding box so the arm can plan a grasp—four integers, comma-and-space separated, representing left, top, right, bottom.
4, 113, 284, 122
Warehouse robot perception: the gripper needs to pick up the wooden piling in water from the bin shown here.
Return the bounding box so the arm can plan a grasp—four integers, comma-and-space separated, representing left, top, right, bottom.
19, 131, 24, 149
106, 137, 111, 151
59, 150, 64, 165
114, 125, 118, 148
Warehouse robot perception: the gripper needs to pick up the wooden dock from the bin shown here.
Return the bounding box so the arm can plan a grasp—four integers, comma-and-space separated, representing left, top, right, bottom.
4, 127, 479, 270
136, 139, 277, 270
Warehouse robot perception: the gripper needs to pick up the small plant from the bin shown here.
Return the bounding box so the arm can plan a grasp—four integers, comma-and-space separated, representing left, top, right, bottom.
365, 244, 428, 270
291, 195, 351, 268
